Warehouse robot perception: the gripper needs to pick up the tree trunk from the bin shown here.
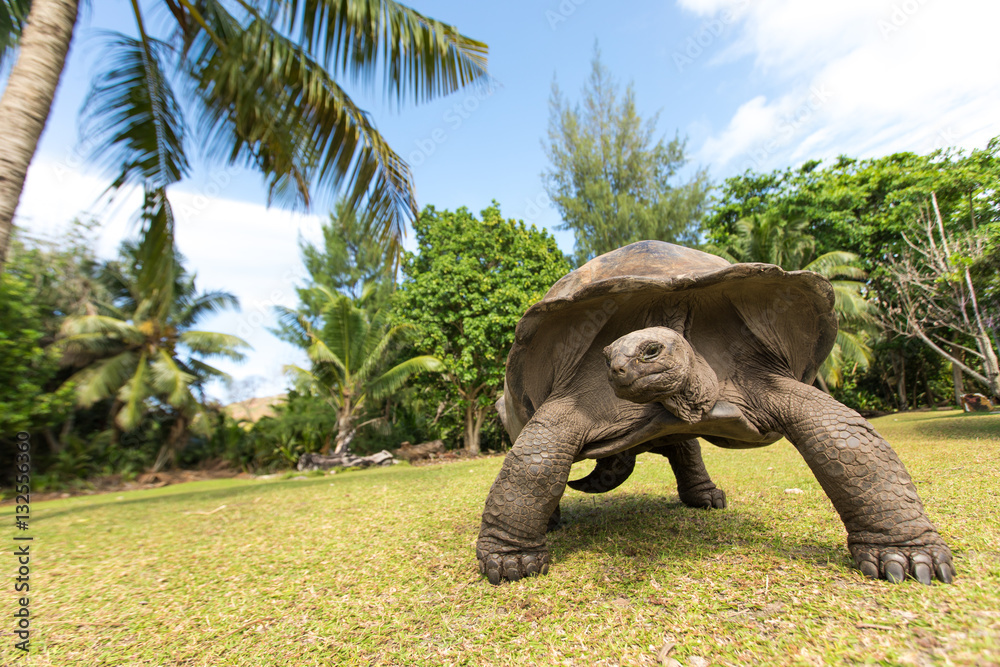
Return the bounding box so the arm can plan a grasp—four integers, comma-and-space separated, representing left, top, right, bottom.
333, 407, 357, 455
464, 400, 482, 455
152, 417, 187, 473
922, 362, 935, 409
951, 343, 965, 407
0, 0, 78, 274
890, 351, 907, 410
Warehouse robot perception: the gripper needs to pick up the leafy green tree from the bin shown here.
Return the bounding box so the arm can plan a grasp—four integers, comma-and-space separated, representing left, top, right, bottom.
0, 272, 75, 438
278, 287, 443, 454
57, 229, 249, 471
0, 223, 112, 464
543, 45, 709, 266
705, 146, 1000, 269
0, 0, 490, 273
706, 211, 875, 390
703, 141, 1000, 408
396, 203, 570, 454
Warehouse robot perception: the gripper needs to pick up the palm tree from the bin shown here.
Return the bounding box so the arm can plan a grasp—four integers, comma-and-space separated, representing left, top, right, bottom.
706, 212, 876, 389
58, 229, 249, 471
0, 0, 489, 273
277, 286, 442, 454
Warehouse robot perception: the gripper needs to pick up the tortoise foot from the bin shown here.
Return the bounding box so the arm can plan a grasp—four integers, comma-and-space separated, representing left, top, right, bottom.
680, 486, 727, 509
477, 544, 550, 585
849, 535, 954, 585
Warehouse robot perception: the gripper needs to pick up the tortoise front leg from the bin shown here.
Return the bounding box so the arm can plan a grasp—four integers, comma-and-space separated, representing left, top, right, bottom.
769, 379, 954, 584
477, 402, 580, 584
651, 438, 727, 509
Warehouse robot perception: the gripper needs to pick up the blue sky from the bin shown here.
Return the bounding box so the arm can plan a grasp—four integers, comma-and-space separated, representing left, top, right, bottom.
9, 0, 1000, 400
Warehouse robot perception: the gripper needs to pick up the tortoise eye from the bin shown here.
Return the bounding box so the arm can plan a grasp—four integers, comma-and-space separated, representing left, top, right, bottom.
640, 343, 662, 361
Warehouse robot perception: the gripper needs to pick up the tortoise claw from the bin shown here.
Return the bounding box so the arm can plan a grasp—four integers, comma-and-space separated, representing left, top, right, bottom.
477, 549, 551, 585
850, 536, 955, 585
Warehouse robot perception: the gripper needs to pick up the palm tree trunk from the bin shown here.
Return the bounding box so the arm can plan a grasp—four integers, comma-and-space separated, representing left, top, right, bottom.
0, 0, 78, 274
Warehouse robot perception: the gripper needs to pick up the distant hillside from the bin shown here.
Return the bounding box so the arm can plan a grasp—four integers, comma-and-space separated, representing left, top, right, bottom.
224, 394, 286, 423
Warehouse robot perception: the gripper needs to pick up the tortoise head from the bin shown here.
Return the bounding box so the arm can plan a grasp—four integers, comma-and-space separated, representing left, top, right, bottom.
604, 326, 719, 423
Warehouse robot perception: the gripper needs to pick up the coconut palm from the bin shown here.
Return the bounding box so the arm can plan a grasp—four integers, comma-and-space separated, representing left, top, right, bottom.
58, 228, 249, 471
706, 212, 876, 389
0, 0, 489, 273
277, 286, 442, 454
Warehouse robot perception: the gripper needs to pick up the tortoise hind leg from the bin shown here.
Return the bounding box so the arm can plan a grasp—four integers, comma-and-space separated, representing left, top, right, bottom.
650, 438, 727, 509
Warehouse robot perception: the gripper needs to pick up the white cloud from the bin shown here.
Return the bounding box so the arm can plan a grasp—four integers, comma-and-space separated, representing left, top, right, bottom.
15, 157, 327, 400
684, 0, 1000, 171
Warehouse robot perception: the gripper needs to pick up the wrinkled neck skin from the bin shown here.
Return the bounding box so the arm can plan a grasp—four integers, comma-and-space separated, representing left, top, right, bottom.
662, 352, 719, 423
605, 326, 720, 424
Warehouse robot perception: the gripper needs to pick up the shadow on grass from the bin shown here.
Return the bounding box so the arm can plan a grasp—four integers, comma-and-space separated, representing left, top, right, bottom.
550, 491, 845, 570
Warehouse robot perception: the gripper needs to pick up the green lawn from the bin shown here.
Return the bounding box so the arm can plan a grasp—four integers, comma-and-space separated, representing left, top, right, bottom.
6, 410, 1000, 666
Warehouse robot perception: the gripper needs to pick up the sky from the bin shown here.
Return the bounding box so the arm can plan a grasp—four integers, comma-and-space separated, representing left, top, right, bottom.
8, 0, 1000, 401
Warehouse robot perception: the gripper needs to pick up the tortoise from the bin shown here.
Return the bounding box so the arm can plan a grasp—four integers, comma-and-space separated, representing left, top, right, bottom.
477, 241, 955, 586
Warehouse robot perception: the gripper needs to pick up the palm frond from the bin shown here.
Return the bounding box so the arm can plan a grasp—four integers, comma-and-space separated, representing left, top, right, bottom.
133, 188, 179, 319
306, 336, 348, 382
179, 330, 249, 361
0, 0, 29, 69
319, 291, 366, 370
59, 315, 144, 346
829, 281, 875, 324
175, 289, 240, 327
280, 0, 489, 105
188, 13, 414, 256
366, 354, 443, 400
56, 332, 129, 363
116, 351, 151, 430
273, 304, 314, 348
804, 251, 866, 280
834, 328, 874, 370
355, 320, 413, 384
149, 348, 196, 408
80, 33, 189, 190
65, 350, 141, 407
185, 357, 231, 383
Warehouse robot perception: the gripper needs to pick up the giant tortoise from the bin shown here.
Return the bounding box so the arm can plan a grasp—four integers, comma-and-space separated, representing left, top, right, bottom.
477, 241, 955, 586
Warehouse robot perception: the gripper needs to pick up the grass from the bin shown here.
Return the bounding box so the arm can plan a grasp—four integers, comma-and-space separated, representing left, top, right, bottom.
5, 409, 999, 666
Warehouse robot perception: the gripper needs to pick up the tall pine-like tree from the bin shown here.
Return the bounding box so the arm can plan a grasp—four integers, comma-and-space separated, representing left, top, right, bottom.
543, 45, 709, 266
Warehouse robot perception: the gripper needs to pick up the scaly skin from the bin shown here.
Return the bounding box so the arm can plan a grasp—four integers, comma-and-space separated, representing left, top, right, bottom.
476, 402, 578, 584
655, 439, 728, 509
770, 378, 954, 584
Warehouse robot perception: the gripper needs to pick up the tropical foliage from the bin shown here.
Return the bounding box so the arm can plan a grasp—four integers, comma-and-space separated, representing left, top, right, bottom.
395, 203, 570, 454
704, 142, 1000, 409
705, 211, 875, 389
0, 0, 490, 272
278, 287, 443, 454
544, 45, 709, 266
57, 233, 248, 470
